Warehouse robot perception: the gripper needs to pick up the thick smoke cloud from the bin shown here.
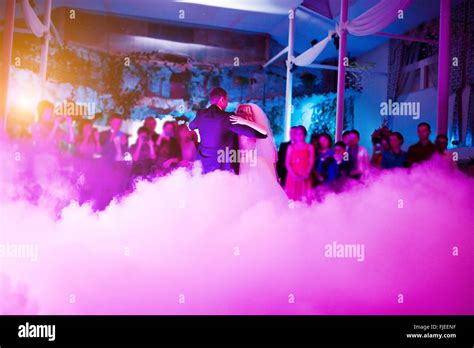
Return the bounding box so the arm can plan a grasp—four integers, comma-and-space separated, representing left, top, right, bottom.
0, 142, 472, 314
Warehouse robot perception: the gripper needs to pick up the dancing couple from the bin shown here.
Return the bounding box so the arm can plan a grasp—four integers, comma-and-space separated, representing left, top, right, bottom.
189, 87, 277, 179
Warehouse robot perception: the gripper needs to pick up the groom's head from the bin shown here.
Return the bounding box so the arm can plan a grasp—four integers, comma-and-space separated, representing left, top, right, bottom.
210, 87, 228, 111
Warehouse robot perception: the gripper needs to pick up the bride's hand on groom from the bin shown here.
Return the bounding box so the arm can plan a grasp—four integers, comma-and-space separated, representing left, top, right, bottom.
229, 115, 247, 126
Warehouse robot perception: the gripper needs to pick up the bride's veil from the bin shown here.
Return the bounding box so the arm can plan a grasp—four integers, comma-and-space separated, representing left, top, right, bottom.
248, 103, 277, 166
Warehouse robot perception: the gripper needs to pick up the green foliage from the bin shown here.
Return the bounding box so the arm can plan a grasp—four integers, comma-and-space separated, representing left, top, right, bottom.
308, 96, 337, 135
103, 54, 148, 117
265, 105, 284, 136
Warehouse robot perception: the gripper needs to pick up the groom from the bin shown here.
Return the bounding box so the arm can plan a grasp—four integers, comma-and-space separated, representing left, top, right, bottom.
189, 87, 267, 174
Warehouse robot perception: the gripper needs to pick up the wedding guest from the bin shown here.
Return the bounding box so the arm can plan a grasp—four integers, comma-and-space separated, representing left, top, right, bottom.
381, 132, 407, 169
370, 126, 391, 169
285, 126, 314, 202
31, 100, 75, 152
334, 140, 352, 177
310, 132, 320, 156
95, 115, 130, 208
74, 120, 101, 205
31, 100, 55, 145
314, 133, 337, 185
99, 114, 129, 162
342, 130, 353, 173
156, 121, 181, 174
76, 120, 101, 159
435, 134, 456, 168
176, 123, 198, 168
406, 122, 436, 167
342, 130, 351, 146
277, 126, 297, 187
130, 126, 157, 177
144, 116, 159, 142
435, 134, 449, 155
309, 132, 320, 187
346, 129, 369, 180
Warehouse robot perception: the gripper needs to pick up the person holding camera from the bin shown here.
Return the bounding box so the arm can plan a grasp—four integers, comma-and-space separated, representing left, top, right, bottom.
131, 126, 157, 178
32, 100, 75, 153
155, 121, 181, 175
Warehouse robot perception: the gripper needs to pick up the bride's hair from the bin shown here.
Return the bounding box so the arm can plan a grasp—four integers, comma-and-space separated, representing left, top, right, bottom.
235, 104, 255, 122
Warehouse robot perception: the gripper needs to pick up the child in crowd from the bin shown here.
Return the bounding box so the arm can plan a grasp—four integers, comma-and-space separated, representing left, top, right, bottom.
314, 133, 338, 186
284, 126, 314, 202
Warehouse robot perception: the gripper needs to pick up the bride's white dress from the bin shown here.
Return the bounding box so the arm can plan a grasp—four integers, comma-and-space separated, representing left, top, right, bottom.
237, 104, 286, 201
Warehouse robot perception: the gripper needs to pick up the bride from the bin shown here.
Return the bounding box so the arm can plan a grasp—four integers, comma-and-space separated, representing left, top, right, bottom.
229, 103, 278, 181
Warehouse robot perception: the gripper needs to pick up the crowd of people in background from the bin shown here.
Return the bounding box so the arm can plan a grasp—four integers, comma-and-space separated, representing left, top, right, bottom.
29, 100, 198, 179
14, 100, 200, 209
12, 99, 453, 208
278, 122, 452, 202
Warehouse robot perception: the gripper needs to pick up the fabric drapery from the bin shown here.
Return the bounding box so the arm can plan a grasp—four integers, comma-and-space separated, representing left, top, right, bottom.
386, 39, 422, 128
346, 0, 413, 36
386, 40, 404, 128
21, 0, 48, 38
451, 91, 463, 143
293, 0, 413, 67
293, 32, 333, 67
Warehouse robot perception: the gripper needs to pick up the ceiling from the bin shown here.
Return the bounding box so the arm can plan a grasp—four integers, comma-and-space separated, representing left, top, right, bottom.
1, 0, 443, 61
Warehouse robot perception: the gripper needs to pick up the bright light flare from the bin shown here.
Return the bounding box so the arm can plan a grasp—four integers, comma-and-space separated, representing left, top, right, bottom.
8, 88, 40, 123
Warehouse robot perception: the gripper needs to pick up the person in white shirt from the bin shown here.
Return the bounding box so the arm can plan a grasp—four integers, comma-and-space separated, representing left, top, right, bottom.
345, 130, 369, 180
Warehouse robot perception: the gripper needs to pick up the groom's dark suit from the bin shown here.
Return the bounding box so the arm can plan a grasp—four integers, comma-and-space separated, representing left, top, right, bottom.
189, 104, 267, 174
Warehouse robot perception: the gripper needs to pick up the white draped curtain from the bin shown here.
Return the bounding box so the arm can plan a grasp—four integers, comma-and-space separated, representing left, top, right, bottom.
346, 0, 413, 36
21, 0, 48, 37
293, 0, 413, 67
293, 32, 334, 66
